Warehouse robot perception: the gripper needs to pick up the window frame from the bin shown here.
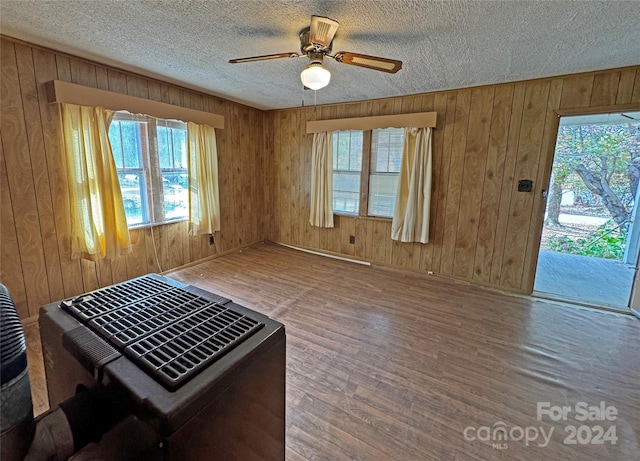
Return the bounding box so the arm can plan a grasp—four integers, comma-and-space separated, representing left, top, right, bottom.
332, 130, 365, 216
367, 127, 403, 218
331, 128, 403, 220
109, 111, 189, 228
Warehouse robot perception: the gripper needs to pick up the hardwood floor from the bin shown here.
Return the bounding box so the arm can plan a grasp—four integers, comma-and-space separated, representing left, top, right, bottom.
26, 242, 639, 460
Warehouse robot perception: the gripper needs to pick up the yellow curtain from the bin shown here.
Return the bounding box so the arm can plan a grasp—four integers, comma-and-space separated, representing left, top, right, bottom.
391, 127, 433, 243
187, 122, 220, 235
309, 132, 334, 228
61, 104, 131, 260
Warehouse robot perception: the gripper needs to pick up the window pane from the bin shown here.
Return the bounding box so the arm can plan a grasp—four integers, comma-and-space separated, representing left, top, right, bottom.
109, 122, 124, 168
368, 173, 399, 217
157, 126, 172, 169
161, 171, 188, 221
333, 172, 360, 214
350, 131, 363, 171
372, 128, 404, 173
157, 122, 188, 221
119, 121, 143, 168
332, 131, 363, 214
173, 129, 187, 168
118, 172, 148, 225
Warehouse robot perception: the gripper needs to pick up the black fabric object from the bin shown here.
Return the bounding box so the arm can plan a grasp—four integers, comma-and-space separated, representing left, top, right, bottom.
58, 385, 132, 452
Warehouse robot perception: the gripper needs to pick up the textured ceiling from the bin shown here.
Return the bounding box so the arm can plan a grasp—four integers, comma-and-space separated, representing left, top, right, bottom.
1, 1, 639, 110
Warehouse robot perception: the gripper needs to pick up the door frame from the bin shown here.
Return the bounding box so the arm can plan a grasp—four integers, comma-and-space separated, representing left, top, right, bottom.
526, 102, 640, 305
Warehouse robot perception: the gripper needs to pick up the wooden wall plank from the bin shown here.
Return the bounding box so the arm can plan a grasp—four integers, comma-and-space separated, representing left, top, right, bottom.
231, 103, 243, 249
107, 69, 127, 94
272, 110, 282, 243
280, 110, 293, 245
95, 258, 114, 288
241, 106, 253, 247
216, 99, 230, 252
472, 85, 514, 284
80, 259, 99, 292
615, 69, 636, 105
261, 112, 271, 239
126, 74, 149, 99
1, 40, 51, 315
430, 92, 457, 273
340, 216, 356, 257
251, 108, 262, 244
290, 108, 301, 246
521, 77, 564, 292
499, 80, 551, 289
590, 72, 620, 107
633, 70, 640, 103
489, 83, 526, 287
14, 43, 65, 302
147, 81, 162, 103
144, 228, 161, 273
439, 89, 471, 276
452, 87, 494, 280
0, 141, 29, 317
69, 58, 97, 88
125, 230, 148, 280
95, 67, 109, 91
559, 74, 594, 109
32, 47, 84, 298
301, 107, 316, 249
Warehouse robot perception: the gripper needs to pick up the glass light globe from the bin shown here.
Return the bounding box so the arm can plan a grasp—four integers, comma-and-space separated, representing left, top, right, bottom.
300, 63, 331, 90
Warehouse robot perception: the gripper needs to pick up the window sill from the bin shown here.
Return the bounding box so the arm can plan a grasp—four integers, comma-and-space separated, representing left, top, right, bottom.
333, 213, 392, 223
128, 218, 188, 231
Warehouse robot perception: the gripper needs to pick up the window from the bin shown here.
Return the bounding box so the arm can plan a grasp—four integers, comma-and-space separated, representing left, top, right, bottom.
369, 128, 403, 217
108, 112, 188, 226
332, 131, 363, 214
331, 128, 404, 218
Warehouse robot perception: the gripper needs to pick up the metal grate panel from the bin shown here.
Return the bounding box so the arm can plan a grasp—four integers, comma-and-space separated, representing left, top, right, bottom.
60, 276, 179, 321
58, 274, 263, 390
126, 304, 263, 388
88, 289, 215, 348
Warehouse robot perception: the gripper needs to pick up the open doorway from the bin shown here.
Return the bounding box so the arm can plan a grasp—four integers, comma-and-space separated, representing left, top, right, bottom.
534, 111, 640, 310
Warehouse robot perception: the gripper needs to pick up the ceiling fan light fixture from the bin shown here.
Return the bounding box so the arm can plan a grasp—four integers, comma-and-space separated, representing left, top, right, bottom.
300, 62, 331, 90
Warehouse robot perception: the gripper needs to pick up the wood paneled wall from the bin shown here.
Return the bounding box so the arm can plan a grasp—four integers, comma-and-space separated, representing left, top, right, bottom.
2, 35, 639, 318
0, 37, 267, 320
265, 66, 640, 294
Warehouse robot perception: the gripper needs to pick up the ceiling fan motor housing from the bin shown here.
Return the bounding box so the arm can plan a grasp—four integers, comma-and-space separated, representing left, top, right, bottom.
299, 27, 332, 55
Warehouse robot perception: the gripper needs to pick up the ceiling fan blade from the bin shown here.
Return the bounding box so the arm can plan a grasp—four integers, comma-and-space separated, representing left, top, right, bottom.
309, 15, 339, 48
229, 52, 302, 64
333, 52, 402, 74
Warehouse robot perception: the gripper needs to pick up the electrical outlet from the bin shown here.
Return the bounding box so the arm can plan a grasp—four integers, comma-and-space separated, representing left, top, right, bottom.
349, 235, 355, 244
209, 235, 215, 245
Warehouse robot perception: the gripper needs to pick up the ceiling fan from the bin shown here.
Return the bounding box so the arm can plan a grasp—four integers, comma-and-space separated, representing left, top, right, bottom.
229, 15, 403, 90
